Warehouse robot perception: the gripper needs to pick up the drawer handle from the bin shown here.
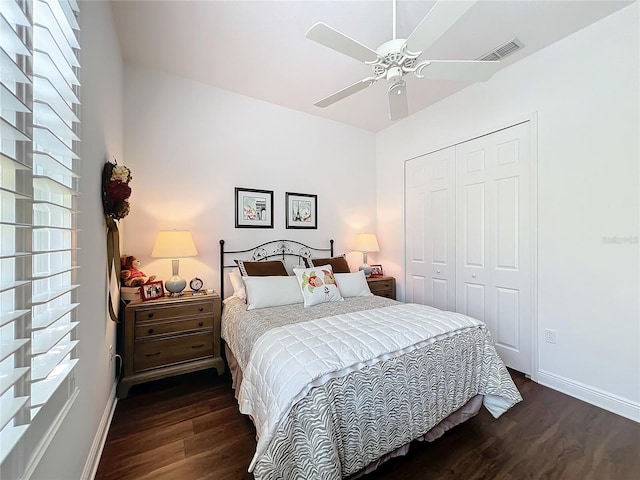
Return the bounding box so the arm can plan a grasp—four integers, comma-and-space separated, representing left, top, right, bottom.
147, 313, 154, 318
199, 307, 204, 312
191, 344, 205, 349
148, 328, 154, 334
145, 352, 161, 357
198, 322, 204, 327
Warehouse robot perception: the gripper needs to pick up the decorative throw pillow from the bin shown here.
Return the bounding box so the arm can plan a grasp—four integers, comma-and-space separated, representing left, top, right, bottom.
306, 255, 351, 273
236, 259, 288, 277
243, 276, 303, 310
228, 268, 246, 300
293, 264, 343, 307
334, 271, 373, 298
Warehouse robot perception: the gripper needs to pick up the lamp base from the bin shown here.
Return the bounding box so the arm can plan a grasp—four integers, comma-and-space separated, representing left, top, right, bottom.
359, 264, 373, 278
165, 274, 186, 297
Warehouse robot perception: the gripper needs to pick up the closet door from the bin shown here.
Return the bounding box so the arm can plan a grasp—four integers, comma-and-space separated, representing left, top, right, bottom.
405, 147, 456, 311
455, 122, 532, 374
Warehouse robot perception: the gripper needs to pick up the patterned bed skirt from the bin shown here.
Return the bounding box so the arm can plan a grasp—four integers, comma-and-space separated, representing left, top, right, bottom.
224, 343, 492, 479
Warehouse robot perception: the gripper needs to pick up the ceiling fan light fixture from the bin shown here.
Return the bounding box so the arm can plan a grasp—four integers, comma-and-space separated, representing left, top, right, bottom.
306, 0, 496, 120
386, 66, 402, 83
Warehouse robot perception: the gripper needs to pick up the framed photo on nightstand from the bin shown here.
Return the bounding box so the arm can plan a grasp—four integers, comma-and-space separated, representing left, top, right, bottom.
370, 265, 383, 277
140, 281, 164, 301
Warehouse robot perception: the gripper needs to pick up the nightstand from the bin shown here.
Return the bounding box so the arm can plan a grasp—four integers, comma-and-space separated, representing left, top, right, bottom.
367, 275, 396, 300
117, 291, 225, 398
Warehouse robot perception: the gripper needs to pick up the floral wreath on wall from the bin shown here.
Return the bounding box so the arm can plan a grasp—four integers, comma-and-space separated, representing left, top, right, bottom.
102, 159, 133, 322
102, 160, 132, 220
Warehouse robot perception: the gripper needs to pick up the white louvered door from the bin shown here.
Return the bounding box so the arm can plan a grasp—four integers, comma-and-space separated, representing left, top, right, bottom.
405, 122, 533, 374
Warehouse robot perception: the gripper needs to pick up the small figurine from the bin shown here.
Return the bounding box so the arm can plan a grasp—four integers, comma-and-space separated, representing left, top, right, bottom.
120, 255, 156, 287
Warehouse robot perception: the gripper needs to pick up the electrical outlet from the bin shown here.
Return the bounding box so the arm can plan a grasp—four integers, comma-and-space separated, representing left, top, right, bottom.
108, 345, 114, 363
544, 329, 556, 344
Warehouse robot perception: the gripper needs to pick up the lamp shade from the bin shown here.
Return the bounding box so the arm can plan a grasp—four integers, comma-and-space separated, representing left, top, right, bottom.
151, 230, 198, 258
354, 233, 380, 253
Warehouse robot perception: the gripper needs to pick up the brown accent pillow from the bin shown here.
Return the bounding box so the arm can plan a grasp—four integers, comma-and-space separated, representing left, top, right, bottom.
235, 259, 288, 277
307, 256, 350, 274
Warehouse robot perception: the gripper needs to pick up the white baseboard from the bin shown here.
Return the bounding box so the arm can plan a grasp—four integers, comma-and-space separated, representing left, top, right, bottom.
537, 370, 640, 423
81, 381, 118, 480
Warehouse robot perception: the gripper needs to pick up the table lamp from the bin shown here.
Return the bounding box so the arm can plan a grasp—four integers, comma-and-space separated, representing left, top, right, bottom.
354, 233, 379, 278
151, 230, 198, 296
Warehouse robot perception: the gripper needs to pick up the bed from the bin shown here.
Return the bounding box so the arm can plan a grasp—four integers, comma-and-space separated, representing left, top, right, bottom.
219, 239, 522, 479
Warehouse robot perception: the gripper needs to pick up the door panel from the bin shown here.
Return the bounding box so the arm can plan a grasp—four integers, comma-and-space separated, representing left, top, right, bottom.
497, 139, 520, 166
456, 122, 531, 374
464, 282, 486, 322
405, 148, 455, 310
464, 183, 485, 268
410, 192, 426, 263
431, 189, 448, 264
409, 275, 426, 305
496, 176, 519, 270
432, 278, 449, 311
405, 122, 532, 374
496, 287, 520, 349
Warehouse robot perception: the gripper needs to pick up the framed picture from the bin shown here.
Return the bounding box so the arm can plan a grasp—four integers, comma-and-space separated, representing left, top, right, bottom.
140, 281, 164, 301
370, 264, 384, 277
235, 187, 274, 228
286, 192, 317, 229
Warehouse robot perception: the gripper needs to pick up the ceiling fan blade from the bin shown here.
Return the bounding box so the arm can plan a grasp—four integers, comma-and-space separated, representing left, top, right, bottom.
388, 81, 408, 120
306, 22, 379, 63
416, 60, 500, 82
315, 78, 377, 108
405, 0, 476, 56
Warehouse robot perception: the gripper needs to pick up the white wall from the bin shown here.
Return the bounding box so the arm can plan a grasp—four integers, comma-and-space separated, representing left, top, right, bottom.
30, 1, 124, 478
18, 3, 636, 478
376, 3, 639, 420
122, 66, 377, 296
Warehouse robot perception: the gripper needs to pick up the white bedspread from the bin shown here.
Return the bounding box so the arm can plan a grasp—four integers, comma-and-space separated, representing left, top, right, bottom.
239, 303, 498, 471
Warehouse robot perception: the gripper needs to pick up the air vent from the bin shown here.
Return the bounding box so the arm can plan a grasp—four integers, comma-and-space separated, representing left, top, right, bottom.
479, 52, 501, 62
477, 38, 523, 61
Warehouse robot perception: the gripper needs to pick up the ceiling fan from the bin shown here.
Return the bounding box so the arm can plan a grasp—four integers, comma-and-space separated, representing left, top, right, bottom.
305, 0, 500, 120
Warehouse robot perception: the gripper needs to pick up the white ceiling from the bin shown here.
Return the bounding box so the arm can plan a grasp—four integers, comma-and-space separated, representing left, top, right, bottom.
110, 0, 632, 132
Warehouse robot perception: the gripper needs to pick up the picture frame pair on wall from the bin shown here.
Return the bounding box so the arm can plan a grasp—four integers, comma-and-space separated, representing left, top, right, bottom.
234, 187, 317, 229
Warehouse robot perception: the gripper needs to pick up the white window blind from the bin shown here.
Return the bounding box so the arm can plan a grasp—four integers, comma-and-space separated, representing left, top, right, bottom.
0, 0, 80, 475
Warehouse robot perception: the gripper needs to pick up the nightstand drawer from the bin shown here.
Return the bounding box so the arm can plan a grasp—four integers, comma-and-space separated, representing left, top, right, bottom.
366, 276, 396, 300
134, 301, 213, 322
370, 280, 393, 292
135, 316, 213, 340
134, 333, 213, 372
371, 289, 394, 299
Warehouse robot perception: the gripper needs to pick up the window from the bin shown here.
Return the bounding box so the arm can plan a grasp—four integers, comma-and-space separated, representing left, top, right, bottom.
1, 0, 80, 476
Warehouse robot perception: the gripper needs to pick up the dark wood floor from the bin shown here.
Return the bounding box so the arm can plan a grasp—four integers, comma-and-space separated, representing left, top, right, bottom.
96, 369, 639, 480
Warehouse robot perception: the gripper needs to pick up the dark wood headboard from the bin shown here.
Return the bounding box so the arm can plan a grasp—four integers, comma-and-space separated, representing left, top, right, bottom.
219, 239, 334, 300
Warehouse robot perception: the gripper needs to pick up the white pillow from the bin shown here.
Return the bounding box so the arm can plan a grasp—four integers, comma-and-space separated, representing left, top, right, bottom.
334, 271, 373, 298
228, 268, 246, 300
293, 264, 343, 308
243, 276, 303, 310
